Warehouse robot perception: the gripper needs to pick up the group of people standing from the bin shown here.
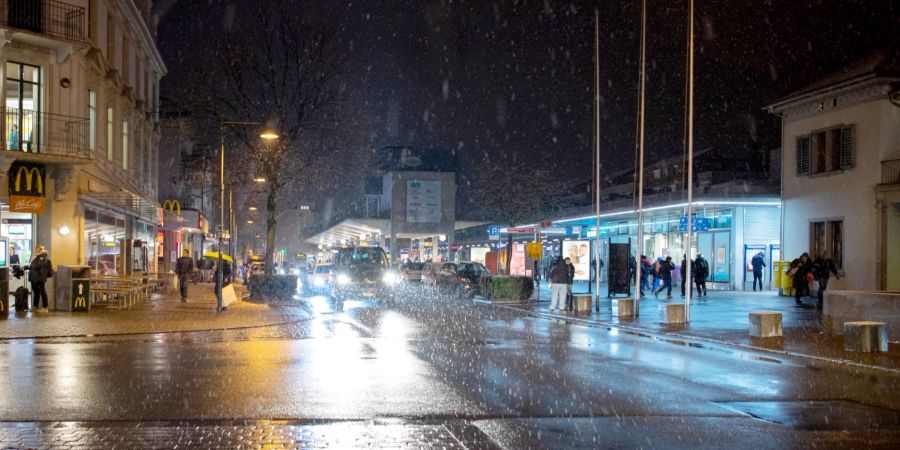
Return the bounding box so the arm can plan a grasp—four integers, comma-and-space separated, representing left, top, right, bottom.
175, 250, 233, 302
634, 253, 708, 299
788, 252, 840, 309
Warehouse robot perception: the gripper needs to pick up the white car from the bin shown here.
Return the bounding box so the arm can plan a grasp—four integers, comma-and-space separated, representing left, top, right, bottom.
308, 264, 333, 292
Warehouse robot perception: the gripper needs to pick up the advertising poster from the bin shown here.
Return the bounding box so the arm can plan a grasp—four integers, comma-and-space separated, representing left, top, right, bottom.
406, 180, 441, 223
510, 244, 527, 276
563, 240, 591, 281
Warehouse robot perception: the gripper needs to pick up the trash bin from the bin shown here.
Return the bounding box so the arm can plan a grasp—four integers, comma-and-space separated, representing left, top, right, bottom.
779, 261, 794, 297
773, 261, 784, 289
0, 268, 8, 319
53, 266, 91, 312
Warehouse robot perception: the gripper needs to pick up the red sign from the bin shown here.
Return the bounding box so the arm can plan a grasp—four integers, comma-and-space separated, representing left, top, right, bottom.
507, 226, 538, 234
540, 220, 552, 227
10, 195, 46, 214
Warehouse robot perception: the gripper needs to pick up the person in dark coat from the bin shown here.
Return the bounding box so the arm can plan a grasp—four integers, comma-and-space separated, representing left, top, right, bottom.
791, 253, 812, 305
548, 256, 569, 312
654, 256, 675, 299
25, 245, 53, 311
639, 255, 651, 295
694, 253, 709, 297
812, 254, 840, 309
751, 251, 766, 291
681, 254, 689, 297
175, 250, 195, 302
564, 257, 575, 311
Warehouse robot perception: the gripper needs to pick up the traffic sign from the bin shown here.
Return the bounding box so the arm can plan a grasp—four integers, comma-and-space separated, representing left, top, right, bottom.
679, 216, 711, 232
488, 225, 500, 241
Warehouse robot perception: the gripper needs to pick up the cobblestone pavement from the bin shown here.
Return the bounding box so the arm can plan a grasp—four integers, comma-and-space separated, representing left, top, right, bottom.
0, 284, 310, 340
0, 420, 499, 449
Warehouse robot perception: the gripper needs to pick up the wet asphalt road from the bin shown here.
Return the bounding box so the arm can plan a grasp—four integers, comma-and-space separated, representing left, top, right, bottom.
2, 291, 900, 449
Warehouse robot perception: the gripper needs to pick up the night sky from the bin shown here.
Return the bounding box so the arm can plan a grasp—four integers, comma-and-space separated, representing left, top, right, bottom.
156, 0, 897, 201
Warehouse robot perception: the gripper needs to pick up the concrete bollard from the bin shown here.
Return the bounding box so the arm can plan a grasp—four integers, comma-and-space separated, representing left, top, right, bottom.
573, 295, 592, 312
617, 299, 635, 318
659, 303, 685, 324
843, 321, 889, 353
749, 311, 783, 338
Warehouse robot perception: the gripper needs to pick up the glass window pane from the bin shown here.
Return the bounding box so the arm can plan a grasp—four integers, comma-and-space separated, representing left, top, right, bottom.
6, 62, 20, 79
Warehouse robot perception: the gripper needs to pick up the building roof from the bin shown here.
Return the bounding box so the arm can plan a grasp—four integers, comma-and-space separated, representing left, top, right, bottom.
767, 43, 900, 110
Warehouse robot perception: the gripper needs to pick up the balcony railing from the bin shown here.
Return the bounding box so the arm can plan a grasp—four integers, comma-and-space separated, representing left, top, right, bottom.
3, 107, 91, 159
882, 159, 900, 185
2, 0, 85, 42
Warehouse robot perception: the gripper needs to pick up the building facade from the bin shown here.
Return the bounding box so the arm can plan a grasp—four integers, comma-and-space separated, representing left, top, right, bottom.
1, 0, 164, 296
767, 46, 900, 291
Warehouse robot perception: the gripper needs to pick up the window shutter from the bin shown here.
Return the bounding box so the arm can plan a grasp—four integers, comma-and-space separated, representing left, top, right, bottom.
840, 125, 855, 170
796, 136, 810, 176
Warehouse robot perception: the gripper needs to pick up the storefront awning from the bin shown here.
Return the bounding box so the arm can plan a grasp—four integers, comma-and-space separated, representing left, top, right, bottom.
81, 190, 161, 224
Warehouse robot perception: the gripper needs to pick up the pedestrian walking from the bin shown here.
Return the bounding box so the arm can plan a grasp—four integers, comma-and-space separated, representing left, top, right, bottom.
789, 253, 813, 305
639, 255, 651, 295
812, 254, 840, 309
654, 256, 675, 299
751, 251, 766, 291
548, 256, 568, 312
175, 250, 195, 302
564, 257, 575, 311
652, 257, 663, 292
693, 253, 709, 297
25, 245, 53, 311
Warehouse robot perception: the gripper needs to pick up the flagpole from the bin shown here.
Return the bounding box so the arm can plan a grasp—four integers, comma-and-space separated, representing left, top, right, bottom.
594, 9, 602, 308
634, 0, 648, 317
685, 0, 696, 322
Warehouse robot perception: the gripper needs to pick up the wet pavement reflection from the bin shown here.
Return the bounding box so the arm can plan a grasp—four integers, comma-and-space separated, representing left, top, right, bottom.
1, 291, 899, 448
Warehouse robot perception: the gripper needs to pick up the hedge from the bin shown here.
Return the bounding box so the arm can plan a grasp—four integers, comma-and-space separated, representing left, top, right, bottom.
248, 274, 298, 300
482, 275, 533, 301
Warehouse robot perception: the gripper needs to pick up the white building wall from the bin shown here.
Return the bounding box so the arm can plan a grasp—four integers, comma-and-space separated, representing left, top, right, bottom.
781, 98, 893, 291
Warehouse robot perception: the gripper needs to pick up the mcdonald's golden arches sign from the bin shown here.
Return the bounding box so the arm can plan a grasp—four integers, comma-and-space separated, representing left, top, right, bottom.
8, 161, 46, 214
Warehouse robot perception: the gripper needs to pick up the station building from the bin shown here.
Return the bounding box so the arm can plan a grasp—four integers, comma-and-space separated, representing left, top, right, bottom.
766, 45, 900, 291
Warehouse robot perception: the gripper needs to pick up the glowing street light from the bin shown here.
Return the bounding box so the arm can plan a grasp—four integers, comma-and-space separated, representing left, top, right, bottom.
254, 177, 266, 183
249, 206, 258, 211
259, 131, 279, 140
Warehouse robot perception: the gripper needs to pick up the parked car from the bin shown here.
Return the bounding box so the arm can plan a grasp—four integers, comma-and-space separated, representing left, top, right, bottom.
308, 263, 334, 292
432, 261, 491, 299
400, 262, 426, 282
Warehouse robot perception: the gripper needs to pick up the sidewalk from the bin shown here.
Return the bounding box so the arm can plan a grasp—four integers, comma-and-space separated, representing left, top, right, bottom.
0, 283, 310, 340
510, 282, 900, 372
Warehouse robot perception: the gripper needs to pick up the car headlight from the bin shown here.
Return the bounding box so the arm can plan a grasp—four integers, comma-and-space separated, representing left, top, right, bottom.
336, 273, 351, 285
383, 272, 400, 285
313, 277, 326, 287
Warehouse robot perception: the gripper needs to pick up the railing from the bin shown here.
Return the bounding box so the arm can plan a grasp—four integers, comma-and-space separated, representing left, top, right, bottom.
3, 0, 86, 42
882, 159, 900, 185
2, 107, 91, 159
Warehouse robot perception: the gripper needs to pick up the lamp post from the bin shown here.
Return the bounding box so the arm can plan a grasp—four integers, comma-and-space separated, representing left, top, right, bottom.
217, 121, 279, 311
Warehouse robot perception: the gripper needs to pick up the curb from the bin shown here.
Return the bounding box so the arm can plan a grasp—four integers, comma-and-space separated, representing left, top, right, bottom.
0, 313, 314, 342
490, 303, 900, 375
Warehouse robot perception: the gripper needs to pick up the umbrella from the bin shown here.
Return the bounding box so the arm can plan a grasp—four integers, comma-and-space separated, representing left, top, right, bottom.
202, 251, 234, 263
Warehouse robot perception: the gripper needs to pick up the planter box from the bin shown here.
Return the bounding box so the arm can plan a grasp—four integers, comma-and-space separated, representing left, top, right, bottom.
482, 276, 533, 302
248, 274, 298, 300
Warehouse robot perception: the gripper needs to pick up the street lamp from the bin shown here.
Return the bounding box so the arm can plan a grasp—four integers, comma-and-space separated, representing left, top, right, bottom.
218, 121, 279, 311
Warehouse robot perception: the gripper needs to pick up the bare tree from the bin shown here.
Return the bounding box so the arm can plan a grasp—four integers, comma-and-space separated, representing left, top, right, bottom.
470, 160, 559, 275
198, 1, 354, 273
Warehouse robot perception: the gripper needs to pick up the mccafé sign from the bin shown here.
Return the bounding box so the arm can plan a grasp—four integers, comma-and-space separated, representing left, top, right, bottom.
9, 161, 46, 214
